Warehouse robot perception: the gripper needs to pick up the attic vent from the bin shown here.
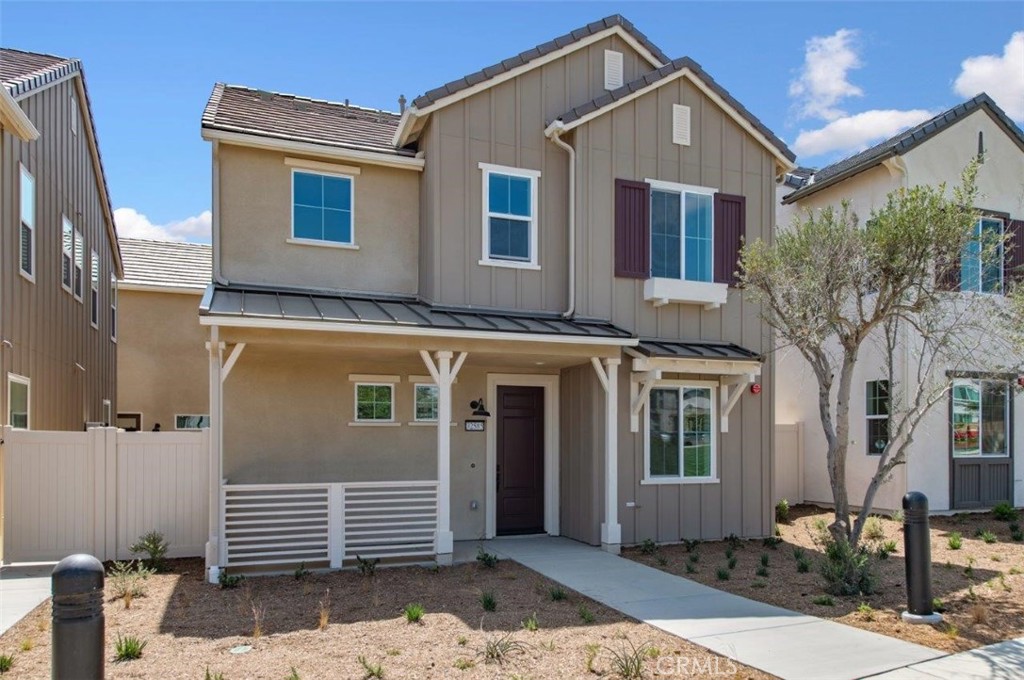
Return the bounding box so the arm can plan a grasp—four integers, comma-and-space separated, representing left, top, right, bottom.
672, 104, 691, 146
604, 50, 623, 90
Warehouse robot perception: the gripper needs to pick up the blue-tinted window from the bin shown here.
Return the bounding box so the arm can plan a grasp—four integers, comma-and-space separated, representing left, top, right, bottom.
961, 218, 1003, 293
650, 188, 713, 282
684, 193, 712, 282
292, 171, 353, 244
486, 171, 534, 262
651, 191, 681, 278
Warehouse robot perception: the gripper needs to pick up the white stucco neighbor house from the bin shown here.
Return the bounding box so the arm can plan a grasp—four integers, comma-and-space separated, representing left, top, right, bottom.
775, 93, 1024, 514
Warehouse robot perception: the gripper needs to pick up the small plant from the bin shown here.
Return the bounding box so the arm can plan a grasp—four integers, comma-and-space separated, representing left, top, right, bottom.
286, 668, 301, 680
522, 612, 539, 632
979, 530, 998, 544
402, 603, 425, 624
948, 532, 963, 550
726, 533, 742, 549
932, 597, 946, 613
682, 539, 700, 552
1009, 522, 1020, 533
968, 584, 977, 601
756, 565, 769, 578
480, 591, 497, 612
763, 536, 783, 549
969, 603, 988, 625
655, 555, 668, 567
218, 570, 244, 589
1010, 566, 1022, 575
819, 536, 876, 596
775, 498, 790, 523
385, 649, 400, 657
793, 547, 806, 560
639, 538, 658, 555
716, 567, 730, 581
724, 547, 735, 560
727, 556, 738, 570
605, 639, 651, 680
294, 562, 310, 580
114, 634, 147, 661
882, 539, 898, 554
812, 594, 834, 606
0, 655, 12, 674
943, 622, 960, 639
357, 655, 384, 679
250, 599, 266, 639
890, 509, 905, 524
478, 630, 530, 665
998, 573, 1011, 592
129, 530, 169, 571
457, 635, 468, 646
1012, 529, 1023, 542
549, 586, 567, 601
796, 556, 811, 573
318, 588, 331, 630
685, 562, 696, 574
578, 605, 595, 623
965, 556, 976, 579
992, 502, 1018, 522
19, 640, 32, 652
356, 555, 379, 577
453, 658, 475, 670
857, 602, 875, 621
476, 546, 499, 568
688, 552, 699, 564
863, 516, 885, 541
109, 560, 153, 602
751, 580, 767, 589
541, 639, 556, 651
760, 553, 770, 568
204, 667, 225, 680
876, 544, 892, 560
584, 643, 600, 674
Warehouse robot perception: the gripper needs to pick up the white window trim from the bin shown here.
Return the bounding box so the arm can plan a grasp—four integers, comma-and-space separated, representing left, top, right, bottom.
951, 378, 1010, 458
70, 94, 78, 135
642, 379, 719, 484
110, 273, 118, 342
865, 379, 889, 456
412, 381, 440, 423
61, 215, 74, 294
7, 373, 30, 430
90, 250, 100, 329
353, 382, 396, 423
962, 217, 1004, 295
117, 411, 144, 431
175, 414, 210, 431
73, 228, 84, 302
19, 164, 35, 283
478, 162, 541, 269
290, 167, 356, 246
646, 179, 717, 282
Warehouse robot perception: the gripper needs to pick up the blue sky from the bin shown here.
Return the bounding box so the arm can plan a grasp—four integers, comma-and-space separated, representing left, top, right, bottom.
2, 2, 1022, 241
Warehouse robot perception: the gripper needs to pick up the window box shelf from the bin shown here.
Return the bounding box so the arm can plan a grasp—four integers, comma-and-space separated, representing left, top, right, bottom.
643, 277, 728, 309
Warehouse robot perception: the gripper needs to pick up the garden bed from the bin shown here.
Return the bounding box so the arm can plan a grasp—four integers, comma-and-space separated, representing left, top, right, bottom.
625, 504, 1024, 653
0, 556, 774, 679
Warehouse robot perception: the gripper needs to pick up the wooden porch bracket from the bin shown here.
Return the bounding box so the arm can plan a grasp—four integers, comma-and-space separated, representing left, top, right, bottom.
220, 343, 246, 384
628, 369, 662, 432
719, 373, 755, 433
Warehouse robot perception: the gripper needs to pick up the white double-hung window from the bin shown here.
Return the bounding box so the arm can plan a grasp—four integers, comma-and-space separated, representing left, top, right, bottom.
645, 382, 717, 483
479, 163, 540, 269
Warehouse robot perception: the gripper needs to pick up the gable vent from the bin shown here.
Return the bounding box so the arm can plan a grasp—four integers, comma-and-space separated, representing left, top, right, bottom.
673, 104, 691, 146
604, 50, 624, 90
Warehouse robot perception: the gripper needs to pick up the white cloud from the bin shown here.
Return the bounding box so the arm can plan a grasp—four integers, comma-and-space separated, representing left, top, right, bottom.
789, 28, 864, 121
953, 32, 1024, 121
792, 109, 935, 158
114, 207, 211, 242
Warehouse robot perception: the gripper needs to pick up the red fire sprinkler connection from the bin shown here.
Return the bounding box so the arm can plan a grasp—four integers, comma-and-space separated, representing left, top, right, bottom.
750, 383, 762, 395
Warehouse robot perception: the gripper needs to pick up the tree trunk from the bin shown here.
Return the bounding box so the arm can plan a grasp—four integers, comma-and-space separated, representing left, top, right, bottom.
829, 347, 859, 544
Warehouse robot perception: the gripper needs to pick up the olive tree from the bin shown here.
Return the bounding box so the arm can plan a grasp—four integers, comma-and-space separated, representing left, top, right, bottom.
742, 162, 1022, 556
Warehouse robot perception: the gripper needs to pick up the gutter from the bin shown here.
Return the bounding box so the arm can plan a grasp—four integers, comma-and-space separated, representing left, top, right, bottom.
544, 120, 576, 319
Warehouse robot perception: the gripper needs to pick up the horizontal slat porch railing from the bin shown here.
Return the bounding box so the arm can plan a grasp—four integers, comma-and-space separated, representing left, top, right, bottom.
221, 481, 438, 569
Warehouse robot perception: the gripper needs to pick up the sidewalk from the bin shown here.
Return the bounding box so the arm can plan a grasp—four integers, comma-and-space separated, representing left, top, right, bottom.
0, 563, 53, 636
865, 637, 1024, 680
482, 536, 944, 680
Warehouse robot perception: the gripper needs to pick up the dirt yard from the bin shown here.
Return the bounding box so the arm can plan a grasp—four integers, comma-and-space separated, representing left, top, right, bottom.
626, 505, 1024, 653
0, 557, 774, 679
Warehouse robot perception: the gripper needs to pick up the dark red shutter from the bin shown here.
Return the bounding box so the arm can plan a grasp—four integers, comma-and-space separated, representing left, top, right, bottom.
1006, 219, 1024, 291
713, 193, 746, 286
936, 251, 961, 291
614, 179, 650, 278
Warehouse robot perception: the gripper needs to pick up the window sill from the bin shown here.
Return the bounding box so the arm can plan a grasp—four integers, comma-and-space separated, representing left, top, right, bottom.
641, 477, 720, 485
349, 421, 401, 427
407, 421, 457, 427
478, 258, 541, 271
643, 278, 728, 309
287, 238, 359, 251
19, 270, 35, 284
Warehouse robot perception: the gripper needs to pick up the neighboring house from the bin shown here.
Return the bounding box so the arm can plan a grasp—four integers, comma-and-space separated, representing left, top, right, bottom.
776, 94, 1024, 513
199, 14, 795, 573
117, 238, 212, 432
1, 49, 122, 430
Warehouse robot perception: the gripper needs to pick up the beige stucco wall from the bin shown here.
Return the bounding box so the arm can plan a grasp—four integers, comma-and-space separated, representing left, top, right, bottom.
777, 164, 902, 231
118, 289, 208, 431
217, 144, 420, 294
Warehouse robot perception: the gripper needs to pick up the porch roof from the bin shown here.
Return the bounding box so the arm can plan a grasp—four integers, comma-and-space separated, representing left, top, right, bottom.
634, 338, 761, 362
200, 284, 636, 344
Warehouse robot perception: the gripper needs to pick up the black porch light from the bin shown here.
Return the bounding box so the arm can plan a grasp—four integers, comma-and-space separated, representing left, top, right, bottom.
470, 398, 490, 417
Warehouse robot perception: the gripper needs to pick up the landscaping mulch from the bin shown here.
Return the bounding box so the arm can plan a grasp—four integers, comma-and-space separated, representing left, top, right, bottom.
626, 504, 1024, 653
0, 557, 774, 679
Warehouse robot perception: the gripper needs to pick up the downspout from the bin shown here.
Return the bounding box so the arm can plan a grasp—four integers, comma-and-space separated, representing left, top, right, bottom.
211, 140, 229, 286
545, 121, 576, 318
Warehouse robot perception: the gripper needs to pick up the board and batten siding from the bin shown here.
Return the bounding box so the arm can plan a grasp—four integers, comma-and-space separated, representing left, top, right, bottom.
558, 362, 603, 545
418, 34, 656, 312
1, 77, 118, 430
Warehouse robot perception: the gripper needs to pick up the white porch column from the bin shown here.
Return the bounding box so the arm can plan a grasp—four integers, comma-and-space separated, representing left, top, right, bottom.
592, 357, 622, 553
421, 349, 465, 564
205, 326, 224, 581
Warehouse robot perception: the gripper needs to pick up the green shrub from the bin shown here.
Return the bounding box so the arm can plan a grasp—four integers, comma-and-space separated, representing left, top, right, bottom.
890, 509, 905, 524
453, 658, 475, 670
521, 613, 539, 632
129, 531, 168, 571
726, 533, 742, 549
549, 586, 567, 602
812, 594, 834, 606
294, 562, 310, 580
863, 517, 885, 542
760, 553, 770, 568
475, 547, 498, 568
979, 531, 998, 544
0, 654, 12, 674
775, 498, 790, 524
605, 639, 650, 680
286, 669, 301, 680
109, 560, 153, 601
819, 537, 875, 596
639, 538, 658, 555
114, 634, 147, 662
577, 606, 595, 624
948, 532, 963, 550
357, 655, 383, 679
992, 502, 1018, 522
218, 570, 244, 589
478, 630, 530, 665
688, 552, 699, 564
727, 556, 738, 570
932, 597, 946, 613
793, 547, 806, 560
857, 602, 875, 621
882, 539, 898, 554
204, 667, 224, 680
682, 539, 700, 552
356, 555, 379, 577
716, 567, 730, 581
1012, 529, 1023, 542
655, 555, 668, 567
685, 562, 696, 574
480, 592, 496, 612
763, 536, 783, 549
796, 557, 811, 573
756, 565, 769, 578
402, 603, 425, 624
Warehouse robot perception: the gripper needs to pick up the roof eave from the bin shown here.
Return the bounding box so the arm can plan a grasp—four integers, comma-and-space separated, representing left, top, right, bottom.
0, 87, 40, 140
781, 148, 898, 204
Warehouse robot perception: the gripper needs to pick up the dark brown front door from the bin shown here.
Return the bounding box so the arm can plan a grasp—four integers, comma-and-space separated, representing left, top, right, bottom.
496, 385, 545, 535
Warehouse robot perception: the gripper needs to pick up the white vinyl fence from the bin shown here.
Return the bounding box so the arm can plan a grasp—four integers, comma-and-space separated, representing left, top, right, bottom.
1, 426, 209, 563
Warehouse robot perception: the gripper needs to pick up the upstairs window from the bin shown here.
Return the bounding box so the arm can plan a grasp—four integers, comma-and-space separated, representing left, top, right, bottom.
73, 229, 85, 300
90, 250, 100, 328
865, 380, 890, 455
961, 218, 1004, 293
62, 217, 74, 292
19, 165, 35, 280
649, 181, 714, 282
291, 170, 353, 245
110, 273, 118, 341
479, 163, 540, 268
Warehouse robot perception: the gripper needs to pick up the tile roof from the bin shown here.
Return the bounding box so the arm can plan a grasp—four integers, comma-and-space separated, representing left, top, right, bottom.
784, 93, 1024, 203
636, 339, 761, 362
119, 238, 212, 291
201, 284, 635, 340
554, 57, 796, 162
411, 14, 670, 110
202, 84, 412, 157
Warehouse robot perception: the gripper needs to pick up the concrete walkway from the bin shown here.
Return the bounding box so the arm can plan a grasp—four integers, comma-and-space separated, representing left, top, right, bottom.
865, 637, 1024, 680
482, 536, 944, 680
0, 563, 53, 636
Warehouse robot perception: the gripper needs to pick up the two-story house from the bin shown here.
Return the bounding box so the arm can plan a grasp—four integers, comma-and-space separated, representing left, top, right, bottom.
1, 49, 122, 430
198, 15, 795, 575
776, 94, 1024, 514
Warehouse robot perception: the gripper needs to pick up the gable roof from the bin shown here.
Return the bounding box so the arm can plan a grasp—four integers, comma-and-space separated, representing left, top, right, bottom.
1, 48, 123, 276
201, 83, 414, 158
549, 56, 795, 166
118, 238, 212, 292
783, 93, 1024, 204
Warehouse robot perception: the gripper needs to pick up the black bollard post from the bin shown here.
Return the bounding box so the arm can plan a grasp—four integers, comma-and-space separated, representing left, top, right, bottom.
900, 492, 942, 624
52, 554, 105, 679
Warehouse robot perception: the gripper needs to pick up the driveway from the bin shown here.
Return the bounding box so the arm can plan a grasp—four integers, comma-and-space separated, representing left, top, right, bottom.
0, 563, 53, 635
